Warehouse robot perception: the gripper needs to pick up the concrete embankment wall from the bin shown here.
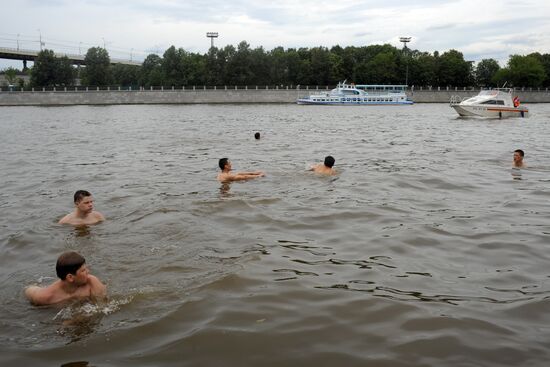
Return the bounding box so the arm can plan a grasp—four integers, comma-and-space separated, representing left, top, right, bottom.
1, 88, 549, 106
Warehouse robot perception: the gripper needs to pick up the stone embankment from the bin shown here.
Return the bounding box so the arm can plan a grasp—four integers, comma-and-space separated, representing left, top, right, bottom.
1, 86, 549, 106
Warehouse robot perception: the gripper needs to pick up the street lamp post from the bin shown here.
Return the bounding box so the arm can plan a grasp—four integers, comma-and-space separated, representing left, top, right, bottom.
37, 29, 44, 50
17, 33, 20, 51
206, 32, 219, 49
130, 48, 134, 61
400, 37, 411, 86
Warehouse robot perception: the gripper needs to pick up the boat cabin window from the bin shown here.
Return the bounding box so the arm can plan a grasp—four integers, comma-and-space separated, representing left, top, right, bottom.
481, 100, 505, 105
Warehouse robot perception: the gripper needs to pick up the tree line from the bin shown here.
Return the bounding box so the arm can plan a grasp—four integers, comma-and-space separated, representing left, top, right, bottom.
5, 41, 550, 88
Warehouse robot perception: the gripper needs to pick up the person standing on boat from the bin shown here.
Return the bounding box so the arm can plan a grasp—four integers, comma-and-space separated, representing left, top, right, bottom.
513, 149, 525, 168
217, 158, 265, 182
310, 156, 337, 175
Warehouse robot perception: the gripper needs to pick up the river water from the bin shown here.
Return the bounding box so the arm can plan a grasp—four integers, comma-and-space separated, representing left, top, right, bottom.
1, 103, 549, 366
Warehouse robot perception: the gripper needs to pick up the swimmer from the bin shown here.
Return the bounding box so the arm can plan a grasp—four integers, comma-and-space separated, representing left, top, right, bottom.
217, 158, 265, 182
59, 190, 105, 226
25, 251, 107, 306
310, 155, 336, 175
254, 132, 261, 140
513, 149, 525, 168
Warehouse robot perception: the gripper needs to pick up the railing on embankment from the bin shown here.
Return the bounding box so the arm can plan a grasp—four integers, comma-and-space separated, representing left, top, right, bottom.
1, 85, 549, 106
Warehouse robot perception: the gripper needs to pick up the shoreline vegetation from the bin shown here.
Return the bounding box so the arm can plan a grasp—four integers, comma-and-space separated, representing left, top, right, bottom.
1, 42, 550, 91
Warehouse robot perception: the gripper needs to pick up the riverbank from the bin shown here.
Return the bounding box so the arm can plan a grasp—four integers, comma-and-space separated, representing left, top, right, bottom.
1, 86, 549, 105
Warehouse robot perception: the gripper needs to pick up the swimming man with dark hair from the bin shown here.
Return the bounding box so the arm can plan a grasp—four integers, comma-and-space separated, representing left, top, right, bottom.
513, 149, 525, 168
310, 155, 337, 175
59, 190, 105, 225
254, 132, 261, 140
217, 158, 265, 182
25, 251, 107, 306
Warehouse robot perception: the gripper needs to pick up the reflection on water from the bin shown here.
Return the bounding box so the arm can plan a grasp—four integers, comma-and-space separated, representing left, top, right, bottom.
1, 104, 550, 366
511, 167, 522, 179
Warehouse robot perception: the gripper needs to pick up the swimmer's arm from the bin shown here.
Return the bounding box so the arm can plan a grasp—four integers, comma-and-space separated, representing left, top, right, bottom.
58, 214, 72, 224
230, 174, 264, 181
238, 171, 264, 176
25, 286, 52, 306
89, 275, 107, 299
94, 211, 106, 222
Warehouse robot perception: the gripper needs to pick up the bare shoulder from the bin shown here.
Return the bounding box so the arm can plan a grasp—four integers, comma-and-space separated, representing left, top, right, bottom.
88, 275, 107, 298
58, 212, 74, 224
25, 285, 53, 305
93, 211, 105, 222
217, 172, 234, 182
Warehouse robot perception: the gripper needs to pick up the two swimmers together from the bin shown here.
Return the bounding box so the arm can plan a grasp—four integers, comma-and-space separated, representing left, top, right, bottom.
217, 155, 337, 183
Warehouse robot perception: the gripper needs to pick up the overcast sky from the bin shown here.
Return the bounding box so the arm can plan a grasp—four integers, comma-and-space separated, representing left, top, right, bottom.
1, 0, 549, 69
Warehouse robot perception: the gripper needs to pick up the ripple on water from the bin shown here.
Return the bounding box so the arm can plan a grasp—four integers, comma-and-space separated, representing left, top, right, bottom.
1, 104, 550, 366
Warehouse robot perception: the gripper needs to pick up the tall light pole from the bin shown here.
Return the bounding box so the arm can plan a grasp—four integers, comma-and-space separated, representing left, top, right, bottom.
17, 33, 20, 50
37, 29, 44, 50
130, 48, 134, 61
206, 32, 218, 49
400, 37, 411, 86
79, 41, 82, 55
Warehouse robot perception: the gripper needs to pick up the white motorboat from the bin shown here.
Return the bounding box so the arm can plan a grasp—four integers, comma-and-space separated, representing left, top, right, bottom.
297, 81, 413, 105
450, 89, 528, 118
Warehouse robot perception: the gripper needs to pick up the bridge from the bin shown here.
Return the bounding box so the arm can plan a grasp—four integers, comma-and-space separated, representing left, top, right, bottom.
0, 47, 141, 68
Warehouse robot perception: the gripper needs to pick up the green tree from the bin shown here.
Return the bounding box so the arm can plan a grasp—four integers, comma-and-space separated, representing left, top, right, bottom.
507, 54, 546, 87
3, 67, 18, 84
30, 49, 74, 86
140, 54, 163, 86
162, 46, 185, 86
358, 51, 399, 84
309, 47, 331, 85
437, 49, 473, 86
475, 58, 500, 87
112, 64, 141, 86
409, 51, 436, 86
83, 47, 112, 86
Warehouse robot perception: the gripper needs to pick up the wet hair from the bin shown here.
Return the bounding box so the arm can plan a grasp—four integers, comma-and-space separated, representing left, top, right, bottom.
514, 149, 524, 157
56, 251, 85, 280
324, 156, 335, 168
254, 132, 260, 140
219, 158, 229, 170
74, 190, 92, 203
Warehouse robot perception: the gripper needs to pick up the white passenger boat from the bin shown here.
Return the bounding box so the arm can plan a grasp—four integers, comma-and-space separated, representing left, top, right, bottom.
450, 89, 528, 118
297, 81, 413, 105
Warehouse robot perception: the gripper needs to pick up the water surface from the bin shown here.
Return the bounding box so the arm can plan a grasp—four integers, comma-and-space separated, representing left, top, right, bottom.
1, 103, 550, 366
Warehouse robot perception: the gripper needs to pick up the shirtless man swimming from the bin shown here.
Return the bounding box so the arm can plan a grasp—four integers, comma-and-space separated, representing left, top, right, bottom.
217, 158, 265, 182
59, 190, 105, 226
310, 156, 336, 175
513, 149, 525, 168
25, 251, 107, 306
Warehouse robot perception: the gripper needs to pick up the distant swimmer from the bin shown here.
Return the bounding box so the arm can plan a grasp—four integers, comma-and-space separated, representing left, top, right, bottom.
59, 190, 105, 226
310, 155, 336, 175
255, 132, 261, 140
217, 158, 265, 182
513, 149, 525, 168
25, 251, 107, 306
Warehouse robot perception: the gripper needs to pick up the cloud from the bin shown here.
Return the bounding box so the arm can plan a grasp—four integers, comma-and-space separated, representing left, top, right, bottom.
1, 0, 549, 68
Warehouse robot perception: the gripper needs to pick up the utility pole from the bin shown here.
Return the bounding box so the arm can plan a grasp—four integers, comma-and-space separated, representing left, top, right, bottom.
17, 33, 20, 51
206, 32, 219, 49
400, 37, 411, 86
